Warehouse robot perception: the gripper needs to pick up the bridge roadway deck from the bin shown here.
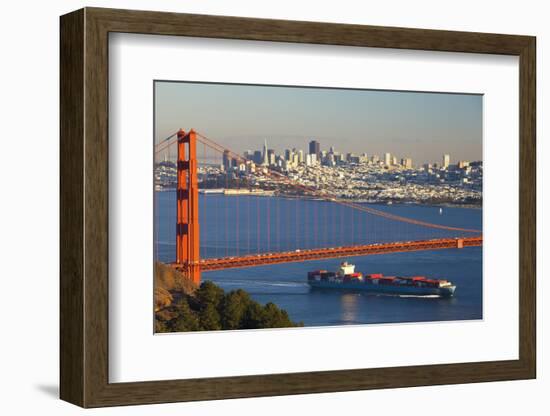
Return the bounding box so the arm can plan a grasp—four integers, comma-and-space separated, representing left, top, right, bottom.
188, 236, 483, 271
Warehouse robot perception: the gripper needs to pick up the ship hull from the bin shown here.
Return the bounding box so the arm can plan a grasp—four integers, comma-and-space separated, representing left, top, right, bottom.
308, 281, 456, 297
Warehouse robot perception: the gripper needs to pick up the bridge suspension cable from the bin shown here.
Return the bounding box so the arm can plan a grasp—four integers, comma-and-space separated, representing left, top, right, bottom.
154, 132, 179, 155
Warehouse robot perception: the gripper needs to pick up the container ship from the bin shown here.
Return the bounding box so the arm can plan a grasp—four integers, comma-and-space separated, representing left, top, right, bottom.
307, 262, 456, 297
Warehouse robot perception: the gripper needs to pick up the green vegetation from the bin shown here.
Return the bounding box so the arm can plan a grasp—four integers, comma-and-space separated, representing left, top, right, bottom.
155, 280, 303, 333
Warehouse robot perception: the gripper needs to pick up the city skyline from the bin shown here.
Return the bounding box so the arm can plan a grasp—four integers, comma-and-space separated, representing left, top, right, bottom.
155, 81, 482, 165
231, 138, 471, 170
162, 134, 473, 170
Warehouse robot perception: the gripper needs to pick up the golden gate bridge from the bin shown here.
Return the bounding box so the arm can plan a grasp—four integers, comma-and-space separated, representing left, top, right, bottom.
155, 129, 482, 284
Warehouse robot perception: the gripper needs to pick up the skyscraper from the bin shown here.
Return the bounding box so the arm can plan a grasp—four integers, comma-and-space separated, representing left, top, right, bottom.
443, 154, 450, 169
309, 140, 320, 159
268, 149, 275, 166
284, 149, 292, 161
222, 150, 232, 171
262, 139, 269, 166
384, 152, 392, 167
253, 150, 262, 165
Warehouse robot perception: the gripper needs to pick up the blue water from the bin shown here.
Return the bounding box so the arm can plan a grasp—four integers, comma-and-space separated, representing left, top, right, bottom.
155, 193, 482, 326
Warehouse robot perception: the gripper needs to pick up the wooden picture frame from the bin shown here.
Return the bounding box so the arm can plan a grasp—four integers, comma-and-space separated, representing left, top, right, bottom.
60, 7, 536, 408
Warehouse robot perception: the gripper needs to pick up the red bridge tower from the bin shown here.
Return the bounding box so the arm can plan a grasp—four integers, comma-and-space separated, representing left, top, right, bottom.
175, 129, 201, 284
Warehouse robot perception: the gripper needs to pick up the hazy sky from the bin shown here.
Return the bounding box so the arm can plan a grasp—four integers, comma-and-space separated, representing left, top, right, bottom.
155, 81, 482, 165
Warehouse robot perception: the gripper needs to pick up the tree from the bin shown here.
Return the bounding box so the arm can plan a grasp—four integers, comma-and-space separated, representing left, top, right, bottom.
196, 281, 224, 309
199, 303, 222, 331
219, 289, 251, 329
170, 298, 200, 332
261, 302, 296, 328
241, 302, 265, 329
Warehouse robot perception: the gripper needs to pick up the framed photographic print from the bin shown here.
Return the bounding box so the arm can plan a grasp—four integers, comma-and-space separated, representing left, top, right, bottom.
60, 7, 536, 408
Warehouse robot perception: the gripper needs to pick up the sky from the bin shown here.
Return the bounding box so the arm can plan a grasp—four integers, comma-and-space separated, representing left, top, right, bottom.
155, 81, 482, 166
